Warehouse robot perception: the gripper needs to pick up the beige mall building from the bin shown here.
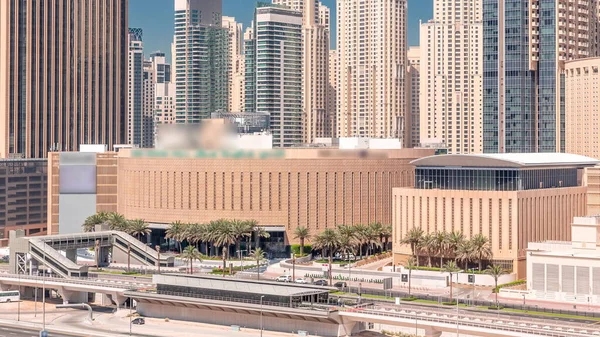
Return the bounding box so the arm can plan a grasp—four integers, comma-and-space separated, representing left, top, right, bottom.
48, 147, 434, 256
392, 153, 599, 278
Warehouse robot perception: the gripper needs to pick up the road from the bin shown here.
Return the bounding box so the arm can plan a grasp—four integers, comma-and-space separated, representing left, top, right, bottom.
0, 324, 76, 337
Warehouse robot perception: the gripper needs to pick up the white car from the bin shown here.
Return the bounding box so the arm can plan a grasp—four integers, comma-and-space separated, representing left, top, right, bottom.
275, 275, 292, 282
295, 278, 308, 284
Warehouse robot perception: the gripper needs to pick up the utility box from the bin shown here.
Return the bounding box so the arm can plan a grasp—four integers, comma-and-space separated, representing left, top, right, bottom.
298, 331, 308, 336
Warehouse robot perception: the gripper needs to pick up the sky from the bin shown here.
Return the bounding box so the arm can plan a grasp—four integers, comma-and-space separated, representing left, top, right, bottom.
129, 0, 433, 61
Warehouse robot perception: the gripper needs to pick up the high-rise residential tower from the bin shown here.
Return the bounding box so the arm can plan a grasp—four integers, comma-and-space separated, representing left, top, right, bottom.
245, 4, 303, 147
483, 0, 599, 153
0, 0, 128, 158
128, 28, 144, 147
143, 52, 172, 148
406, 47, 421, 149
337, 0, 408, 141
222, 16, 245, 112
273, 0, 331, 143
328, 50, 338, 138
173, 0, 228, 123
420, 0, 483, 154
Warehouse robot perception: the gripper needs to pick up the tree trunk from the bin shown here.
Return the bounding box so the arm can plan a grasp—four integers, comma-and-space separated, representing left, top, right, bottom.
478, 258, 482, 271
495, 279, 499, 308
257, 258, 260, 280
449, 276, 453, 302
189, 259, 193, 274
440, 256, 443, 268
328, 254, 333, 286
255, 232, 260, 250
300, 238, 304, 256
236, 241, 241, 260
428, 255, 432, 268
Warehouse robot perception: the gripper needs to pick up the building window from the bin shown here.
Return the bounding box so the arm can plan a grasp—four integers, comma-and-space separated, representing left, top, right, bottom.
498, 200, 502, 250
508, 199, 513, 250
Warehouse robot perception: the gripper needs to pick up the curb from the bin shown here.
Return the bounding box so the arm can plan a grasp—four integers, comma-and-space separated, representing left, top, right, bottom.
0, 319, 120, 337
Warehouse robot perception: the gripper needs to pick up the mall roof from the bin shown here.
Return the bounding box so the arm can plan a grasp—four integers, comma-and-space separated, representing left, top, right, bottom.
154, 274, 332, 297
411, 153, 600, 169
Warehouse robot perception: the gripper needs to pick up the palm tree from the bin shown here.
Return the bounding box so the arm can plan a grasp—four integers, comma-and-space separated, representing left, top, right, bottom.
485, 264, 507, 309
471, 234, 493, 271
127, 219, 151, 242
406, 257, 417, 297
212, 219, 237, 276
402, 227, 424, 264
181, 245, 202, 275
313, 229, 340, 284
369, 222, 384, 253
442, 260, 461, 303
337, 230, 356, 262
434, 231, 448, 267
422, 233, 437, 267
249, 248, 266, 280
364, 227, 381, 257
293, 226, 311, 256
381, 225, 393, 251
253, 225, 270, 250
107, 212, 128, 232
353, 224, 368, 258
447, 231, 465, 262
456, 240, 473, 270
82, 212, 108, 232
166, 221, 186, 253
231, 220, 252, 259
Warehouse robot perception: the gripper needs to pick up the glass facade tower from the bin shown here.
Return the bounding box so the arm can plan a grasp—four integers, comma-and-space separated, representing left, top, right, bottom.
483, 0, 598, 154
173, 0, 228, 123
245, 3, 303, 147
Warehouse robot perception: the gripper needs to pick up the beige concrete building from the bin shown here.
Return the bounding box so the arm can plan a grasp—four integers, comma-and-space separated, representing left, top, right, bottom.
585, 166, 600, 216
564, 57, 600, 160
48, 147, 434, 254
336, 0, 407, 141
328, 50, 338, 138
222, 16, 245, 113
0, 0, 128, 158
420, 0, 483, 154
406, 47, 421, 149
392, 153, 598, 278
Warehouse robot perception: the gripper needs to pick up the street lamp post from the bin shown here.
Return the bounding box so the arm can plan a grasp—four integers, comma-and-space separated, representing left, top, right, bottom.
129, 297, 132, 336
456, 296, 460, 337
17, 272, 20, 321
236, 250, 246, 271
415, 309, 418, 335
260, 295, 265, 337
292, 253, 296, 281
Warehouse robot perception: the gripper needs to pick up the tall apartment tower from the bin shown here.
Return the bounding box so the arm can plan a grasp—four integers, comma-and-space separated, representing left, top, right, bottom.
222, 16, 245, 112
406, 47, 421, 149
420, 0, 483, 154
143, 52, 172, 148
245, 4, 303, 147
0, 0, 128, 158
273, 0, 330, 143
173, 0, 228, 123
128, 28, 144, 147
483, 0, 599, 153
337, 0, 408, 141
243, 27, 255, 113
328, 50, 338, 138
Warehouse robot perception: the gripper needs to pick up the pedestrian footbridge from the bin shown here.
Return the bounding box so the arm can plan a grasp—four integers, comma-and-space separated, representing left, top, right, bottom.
9, 230, 175, 278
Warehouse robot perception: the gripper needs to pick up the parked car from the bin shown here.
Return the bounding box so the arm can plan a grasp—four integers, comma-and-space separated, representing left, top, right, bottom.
132, 318, 145, 325
295, 278, 308, 284
313, 279, 328, 286
333, 281, 348, 289
275, 275, 292, 282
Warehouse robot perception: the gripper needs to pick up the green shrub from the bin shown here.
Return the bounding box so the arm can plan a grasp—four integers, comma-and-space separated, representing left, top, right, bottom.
401, 297, 417, 301
442, 301, 457, 305
291, 244, 312, 255
493, 279, 526, 293
488, 306, 504, 310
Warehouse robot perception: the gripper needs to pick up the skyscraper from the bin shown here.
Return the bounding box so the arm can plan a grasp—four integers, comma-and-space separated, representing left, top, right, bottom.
222, 16, 245, 112
337, 0, 408, 141
245, 3, 303, 147
420, 0, 483, 154
328, 50, 338, 138
143, 52, 172, 148
128, 28, 144, 147
406, 47, 421, 149
483, 0, 598, 153
0, 0, 128, 158
173, 0, 228, 123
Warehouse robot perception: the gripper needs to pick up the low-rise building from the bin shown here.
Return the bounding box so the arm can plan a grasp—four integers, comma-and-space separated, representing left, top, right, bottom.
392, 153, 599, 278
527, 216, 600, 304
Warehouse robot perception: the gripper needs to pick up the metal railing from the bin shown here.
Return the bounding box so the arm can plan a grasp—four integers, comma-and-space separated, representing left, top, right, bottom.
341, 307, 595, 337
0, 273, 140, 290
336, 287, 600, 319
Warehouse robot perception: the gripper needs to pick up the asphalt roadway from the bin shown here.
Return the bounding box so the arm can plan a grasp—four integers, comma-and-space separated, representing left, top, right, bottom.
0, 324, 76, 337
